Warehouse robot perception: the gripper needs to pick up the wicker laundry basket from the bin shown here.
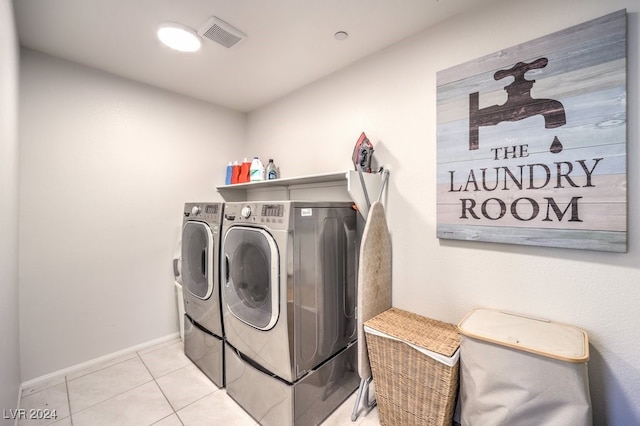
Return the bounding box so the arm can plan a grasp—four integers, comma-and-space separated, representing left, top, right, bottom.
364, 308, 461, 426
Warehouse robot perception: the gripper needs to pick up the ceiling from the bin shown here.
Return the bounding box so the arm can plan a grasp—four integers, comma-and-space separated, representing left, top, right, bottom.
14, 0, 491, 112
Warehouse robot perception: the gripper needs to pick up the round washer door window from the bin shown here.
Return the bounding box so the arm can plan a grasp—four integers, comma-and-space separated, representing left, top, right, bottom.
223, 226, 279, 330
181, 221, 214, 300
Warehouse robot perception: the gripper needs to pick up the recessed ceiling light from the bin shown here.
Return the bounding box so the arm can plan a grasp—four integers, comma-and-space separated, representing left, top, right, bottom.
334, 31, 349, 41
157, 22, 202, 52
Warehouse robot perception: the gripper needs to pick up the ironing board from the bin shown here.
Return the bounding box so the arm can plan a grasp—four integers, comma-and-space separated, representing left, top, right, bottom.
351, 200, 392, 421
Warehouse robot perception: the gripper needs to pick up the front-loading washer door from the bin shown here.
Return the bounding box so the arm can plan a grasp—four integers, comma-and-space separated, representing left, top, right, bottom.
182, 221, 214, 300
223, 226, 279, 331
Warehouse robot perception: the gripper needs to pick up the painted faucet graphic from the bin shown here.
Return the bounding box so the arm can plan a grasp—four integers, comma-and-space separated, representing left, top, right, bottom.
469, 57, 566, 151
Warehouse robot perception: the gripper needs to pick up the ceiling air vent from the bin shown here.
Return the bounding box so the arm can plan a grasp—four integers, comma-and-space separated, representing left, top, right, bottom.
198, 17, 246, 48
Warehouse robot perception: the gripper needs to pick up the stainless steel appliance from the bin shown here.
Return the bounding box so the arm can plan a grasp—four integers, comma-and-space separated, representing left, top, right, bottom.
221, 201, 359, 425
181, 202, 224, 387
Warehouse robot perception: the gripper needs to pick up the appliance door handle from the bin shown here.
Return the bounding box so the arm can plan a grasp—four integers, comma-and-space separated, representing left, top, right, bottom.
201, 248, 207, 279
172, 258, 180, 279
344, 221, 357, 318
225, 254, 230, 284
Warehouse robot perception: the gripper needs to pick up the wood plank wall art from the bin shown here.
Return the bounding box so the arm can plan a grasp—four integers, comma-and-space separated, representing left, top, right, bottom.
436, 10, 627, 253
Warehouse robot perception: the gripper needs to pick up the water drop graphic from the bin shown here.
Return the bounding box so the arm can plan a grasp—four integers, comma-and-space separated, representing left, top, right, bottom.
550, 136, 563, 154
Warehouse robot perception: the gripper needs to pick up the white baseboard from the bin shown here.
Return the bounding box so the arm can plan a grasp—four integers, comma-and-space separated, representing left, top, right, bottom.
20, 332, 180, 393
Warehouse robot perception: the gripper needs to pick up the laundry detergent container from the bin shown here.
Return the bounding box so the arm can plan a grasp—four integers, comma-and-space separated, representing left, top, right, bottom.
458, 308, 592, 426
364, 308, 461, 426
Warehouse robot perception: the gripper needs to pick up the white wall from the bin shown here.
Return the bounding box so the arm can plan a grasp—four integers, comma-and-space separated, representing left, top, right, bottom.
246, 0, 640, 424
0, 0, 21, 419
18, 49, 245, 380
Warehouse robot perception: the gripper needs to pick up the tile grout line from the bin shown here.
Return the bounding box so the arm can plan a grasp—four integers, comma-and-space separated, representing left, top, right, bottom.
70, 380, 161, 423
136, 345, 224, 425
136, 351, 185, 426
64, 376, 73, 426
66, 357, 157, 422
169, 388, 219, 418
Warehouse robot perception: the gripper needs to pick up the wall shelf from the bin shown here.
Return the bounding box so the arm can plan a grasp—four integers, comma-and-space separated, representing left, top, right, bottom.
216, 170, 388, 218
217, 171, 345, 194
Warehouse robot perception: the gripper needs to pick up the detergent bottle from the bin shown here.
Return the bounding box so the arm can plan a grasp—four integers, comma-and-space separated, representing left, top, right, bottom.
239, 158, 251, 183
225, 161, 233, 185
249, 157, 264, 182
265, 159, 278, 180
231, 160, 240, 184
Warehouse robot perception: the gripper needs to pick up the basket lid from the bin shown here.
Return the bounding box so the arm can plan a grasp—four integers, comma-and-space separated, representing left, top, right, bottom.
364, 307, 460, 358
458, 308, 589, 362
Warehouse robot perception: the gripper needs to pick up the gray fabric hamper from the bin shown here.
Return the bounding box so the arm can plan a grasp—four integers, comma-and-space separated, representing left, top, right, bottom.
458, 308, 592, 426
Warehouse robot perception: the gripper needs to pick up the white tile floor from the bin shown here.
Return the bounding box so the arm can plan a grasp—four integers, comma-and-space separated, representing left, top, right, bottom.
18, 338, 379, 426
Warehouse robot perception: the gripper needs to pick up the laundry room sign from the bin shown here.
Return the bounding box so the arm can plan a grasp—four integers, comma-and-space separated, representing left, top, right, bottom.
436, 10, 627, 253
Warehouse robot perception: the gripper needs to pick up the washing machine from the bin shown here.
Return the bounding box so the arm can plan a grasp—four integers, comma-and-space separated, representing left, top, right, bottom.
221, 201, 360, 425
181, 202, 225, 387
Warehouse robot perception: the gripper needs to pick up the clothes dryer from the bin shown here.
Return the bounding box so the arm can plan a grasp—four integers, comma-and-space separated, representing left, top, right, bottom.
181, 202, 224, 387
221, 201, 359, 425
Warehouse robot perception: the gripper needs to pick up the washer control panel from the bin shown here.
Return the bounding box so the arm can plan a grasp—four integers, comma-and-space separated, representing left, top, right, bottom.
183, 203, 222, 224
223, 202, 288, 228
261, 204, 285, 218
